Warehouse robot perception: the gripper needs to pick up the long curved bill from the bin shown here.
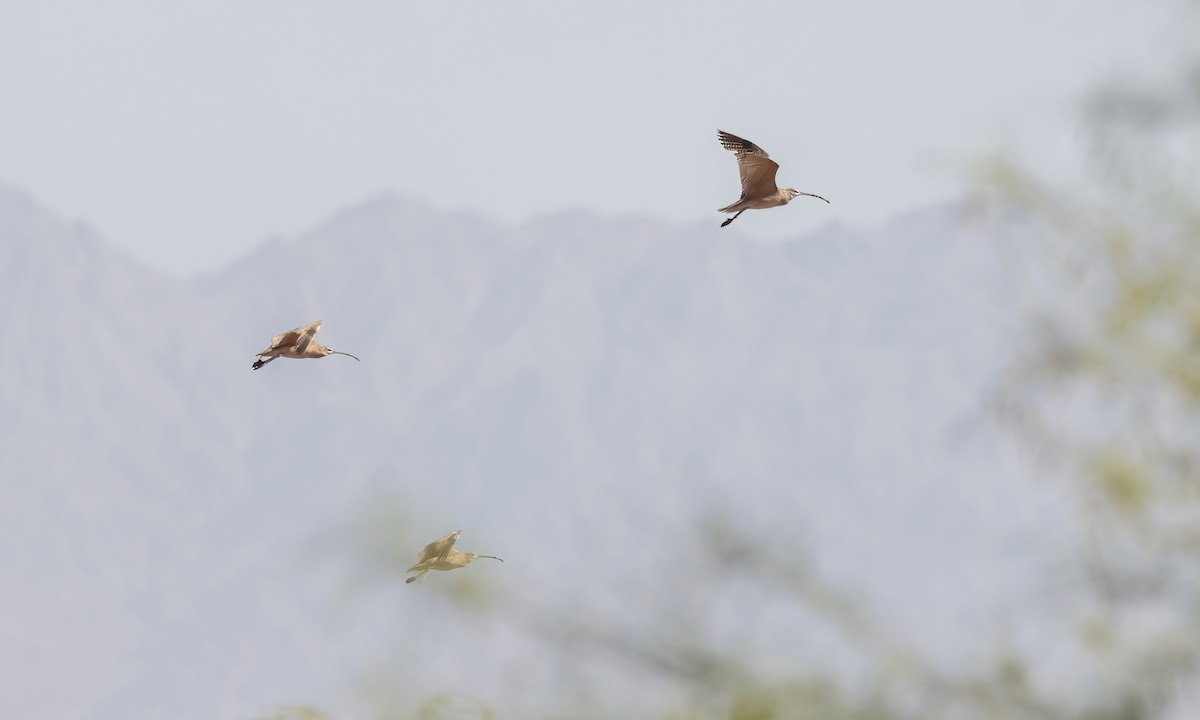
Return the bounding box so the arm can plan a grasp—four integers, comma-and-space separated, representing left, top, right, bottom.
331, 351, 361, 361
477, 555, 504, 562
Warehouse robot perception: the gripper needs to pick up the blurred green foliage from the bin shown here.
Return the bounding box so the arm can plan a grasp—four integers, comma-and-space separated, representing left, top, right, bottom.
559, 30, 1200, 719
289, 10, 1200, 720
254, 706, 331, 720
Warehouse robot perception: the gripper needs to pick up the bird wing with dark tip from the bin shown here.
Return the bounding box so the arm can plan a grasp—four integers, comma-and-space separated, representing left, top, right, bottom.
717, 130, 780, 200
718, 130, 768, 158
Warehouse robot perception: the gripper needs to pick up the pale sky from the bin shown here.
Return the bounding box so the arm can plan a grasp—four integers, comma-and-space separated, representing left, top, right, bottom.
0, 0, 1181, 274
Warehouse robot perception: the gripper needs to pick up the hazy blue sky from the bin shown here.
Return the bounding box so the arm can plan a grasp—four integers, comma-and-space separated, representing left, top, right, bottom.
0, 0, 1181, 273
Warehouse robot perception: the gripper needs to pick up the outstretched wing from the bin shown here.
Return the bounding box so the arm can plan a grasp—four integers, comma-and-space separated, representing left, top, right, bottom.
416, 530, 461, 564
718, 130, 780, 200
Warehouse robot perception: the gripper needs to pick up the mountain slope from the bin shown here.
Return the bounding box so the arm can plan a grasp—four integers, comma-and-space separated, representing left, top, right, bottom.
0, 187, 1050, 718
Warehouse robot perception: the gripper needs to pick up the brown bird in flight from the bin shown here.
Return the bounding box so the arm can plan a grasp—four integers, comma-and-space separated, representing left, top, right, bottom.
251, 320, 360, 370
406, 530, 503, 584
717, 130, 829, 227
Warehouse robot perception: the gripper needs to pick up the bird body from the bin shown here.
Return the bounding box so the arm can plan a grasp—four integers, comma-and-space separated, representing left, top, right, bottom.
718, 188, 808, 213
251, 320, 360, 370
716, 130, 828, 227
406, 530, 503, 584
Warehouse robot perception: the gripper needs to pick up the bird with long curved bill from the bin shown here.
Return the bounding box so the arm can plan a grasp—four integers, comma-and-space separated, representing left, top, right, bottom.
405, 530, 504, 584
716, 130, 829, 227
250, 320, 360, 370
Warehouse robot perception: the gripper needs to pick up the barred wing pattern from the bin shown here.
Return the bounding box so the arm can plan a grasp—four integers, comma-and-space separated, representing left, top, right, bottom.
718, 130, 781, 201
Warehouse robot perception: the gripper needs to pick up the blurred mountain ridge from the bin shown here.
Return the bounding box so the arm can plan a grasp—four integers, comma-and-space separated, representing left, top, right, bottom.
0, 184, 1049, 719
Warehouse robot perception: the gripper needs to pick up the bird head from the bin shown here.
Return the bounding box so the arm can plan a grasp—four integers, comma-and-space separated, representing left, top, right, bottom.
784, 188, 830, 204
322, 346, 361, 361
466, 553, 504, 563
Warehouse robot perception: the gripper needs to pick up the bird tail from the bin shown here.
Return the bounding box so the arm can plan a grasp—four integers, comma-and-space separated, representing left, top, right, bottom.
718, 201, 742, 213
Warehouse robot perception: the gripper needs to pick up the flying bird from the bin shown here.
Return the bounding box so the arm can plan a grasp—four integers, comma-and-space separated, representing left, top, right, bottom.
251, 320, 360, 370
716, 130, 829, 227
406, 530, 503, 584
